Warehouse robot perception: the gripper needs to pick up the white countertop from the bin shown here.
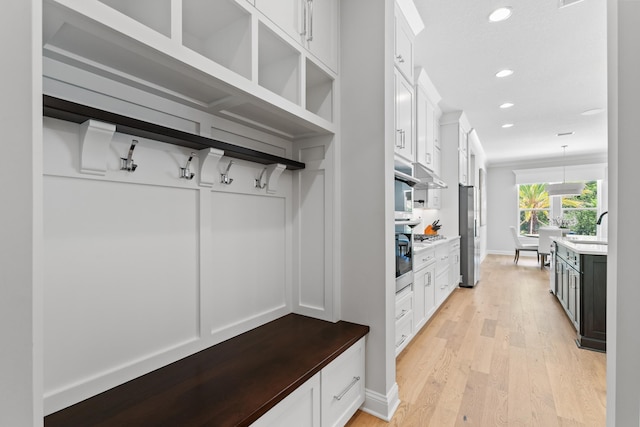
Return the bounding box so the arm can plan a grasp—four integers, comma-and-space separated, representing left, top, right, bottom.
413, 235, 460, 253
555, 237, 608, 256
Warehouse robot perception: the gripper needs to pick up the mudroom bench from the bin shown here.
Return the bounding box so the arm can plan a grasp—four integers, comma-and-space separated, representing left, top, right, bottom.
45, 314, 369, 427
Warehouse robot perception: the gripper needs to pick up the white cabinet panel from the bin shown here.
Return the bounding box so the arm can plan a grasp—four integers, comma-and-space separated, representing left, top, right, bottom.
394, 70, 415, 161
321, 338, 366, 427
43, 177, 199, 395
394, 11, 413, 81
252, 373, 321, 427
305, 0, 338, 72
254, 0, 303, 42
210, 193, 287, 331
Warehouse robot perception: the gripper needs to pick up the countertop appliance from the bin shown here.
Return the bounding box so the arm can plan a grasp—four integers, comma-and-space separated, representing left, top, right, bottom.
459, 185, 479, 287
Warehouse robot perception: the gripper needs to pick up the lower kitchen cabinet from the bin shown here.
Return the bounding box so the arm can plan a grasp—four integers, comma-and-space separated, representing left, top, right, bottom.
449, 238, 461, 290
395, 286, 414, 356
253, 337, 366, 427
553, 242, 607, 352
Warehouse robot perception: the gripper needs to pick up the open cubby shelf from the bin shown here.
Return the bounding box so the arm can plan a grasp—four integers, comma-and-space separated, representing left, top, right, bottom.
43, 95, 305, 170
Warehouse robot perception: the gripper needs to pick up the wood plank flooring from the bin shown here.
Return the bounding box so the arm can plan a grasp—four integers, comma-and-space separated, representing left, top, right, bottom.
346, 255, 606, 427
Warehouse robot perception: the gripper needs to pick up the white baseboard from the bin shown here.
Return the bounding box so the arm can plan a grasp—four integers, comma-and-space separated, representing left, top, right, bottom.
360, 383, 400, 422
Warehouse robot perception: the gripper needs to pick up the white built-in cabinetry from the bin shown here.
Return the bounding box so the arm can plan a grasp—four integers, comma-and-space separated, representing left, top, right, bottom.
393, 5, 416, 163
458, 128, 469, 185
254, 0, 338, 73
396, 238, 459, 357
252, 337, 365, 427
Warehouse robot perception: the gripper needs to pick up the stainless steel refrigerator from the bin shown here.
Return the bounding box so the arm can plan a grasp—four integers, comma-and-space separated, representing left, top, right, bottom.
459, 185, 480, 287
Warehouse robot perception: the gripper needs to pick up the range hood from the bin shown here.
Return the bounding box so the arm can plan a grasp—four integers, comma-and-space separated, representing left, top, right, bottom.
394, 170, 420, 187
412, 163, 448, 189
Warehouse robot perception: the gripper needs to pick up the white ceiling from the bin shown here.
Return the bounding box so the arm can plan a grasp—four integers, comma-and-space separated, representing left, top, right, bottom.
413, 0, 608, 165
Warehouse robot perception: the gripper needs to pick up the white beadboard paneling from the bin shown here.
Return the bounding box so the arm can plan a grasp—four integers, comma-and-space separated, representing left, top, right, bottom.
43, 176, 199, 396
209, 192, 288, 334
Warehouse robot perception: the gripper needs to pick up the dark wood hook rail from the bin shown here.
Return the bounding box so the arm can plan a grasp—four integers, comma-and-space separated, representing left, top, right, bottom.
43, 95, 305, 171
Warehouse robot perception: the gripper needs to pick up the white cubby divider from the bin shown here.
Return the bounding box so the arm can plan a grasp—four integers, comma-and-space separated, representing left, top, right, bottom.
97, 0, 172, 37
79, 119, 116, 176
258, 22, 301, 105
197, 147, 225, 187
305, 59, 334, 122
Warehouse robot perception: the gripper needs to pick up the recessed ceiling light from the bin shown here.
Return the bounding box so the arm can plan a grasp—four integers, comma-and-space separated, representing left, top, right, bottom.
499, 102, 514, 109
502, 123, 514, 128
557, 132, 575, 136
489, 7, 513, 22
581, 108, 604, 116
495, 69, 514, 78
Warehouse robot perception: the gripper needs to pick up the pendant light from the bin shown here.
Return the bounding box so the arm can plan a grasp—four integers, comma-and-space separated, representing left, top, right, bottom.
546, 145, 585, 197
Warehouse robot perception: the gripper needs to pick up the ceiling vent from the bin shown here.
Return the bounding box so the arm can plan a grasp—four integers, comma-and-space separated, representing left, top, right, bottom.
559, 0, 585, 8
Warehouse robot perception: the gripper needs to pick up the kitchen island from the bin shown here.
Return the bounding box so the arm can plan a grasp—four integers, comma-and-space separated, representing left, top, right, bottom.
553, 238, 607, 352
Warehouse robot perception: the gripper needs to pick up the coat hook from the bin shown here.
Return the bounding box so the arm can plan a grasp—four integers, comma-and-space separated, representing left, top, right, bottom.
220, 160, 234, 185
255, 167, 267, 189
180, 152, 196, 180
120, 139, 138, 172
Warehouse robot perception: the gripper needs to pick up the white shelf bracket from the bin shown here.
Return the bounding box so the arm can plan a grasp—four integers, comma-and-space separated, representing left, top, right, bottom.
197, 148, 225, 187
265, 163, 286, 194
79, 119, 116, 175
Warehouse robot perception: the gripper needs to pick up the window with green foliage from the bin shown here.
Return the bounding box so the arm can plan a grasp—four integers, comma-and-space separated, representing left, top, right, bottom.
518, 181, 599, 236
518, 183, 549, 234
561, 181, 598, 235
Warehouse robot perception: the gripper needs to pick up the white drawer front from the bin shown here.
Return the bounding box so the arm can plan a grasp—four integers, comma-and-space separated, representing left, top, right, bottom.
413, 248, 435, 271
395, 290, 413, 321
395, 311, 413, 356
321, 337, 365, 427
251, 372, 320, 427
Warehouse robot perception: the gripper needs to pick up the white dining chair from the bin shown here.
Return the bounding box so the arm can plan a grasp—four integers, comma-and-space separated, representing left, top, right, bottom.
538, 226, 563, 269
510, 226, 539, 264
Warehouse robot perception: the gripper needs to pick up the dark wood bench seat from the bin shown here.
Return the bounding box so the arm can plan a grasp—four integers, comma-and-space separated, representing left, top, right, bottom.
45, 314, 369, 427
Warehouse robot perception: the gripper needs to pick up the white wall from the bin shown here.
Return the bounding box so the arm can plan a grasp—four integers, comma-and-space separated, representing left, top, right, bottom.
608, 0, 640, 425
0, 1, 43, 425
340, 0, 399, 420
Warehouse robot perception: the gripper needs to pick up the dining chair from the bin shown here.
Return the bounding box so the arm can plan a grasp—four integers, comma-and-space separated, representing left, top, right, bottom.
510, 226, 539, 264
538, 226, 563, 269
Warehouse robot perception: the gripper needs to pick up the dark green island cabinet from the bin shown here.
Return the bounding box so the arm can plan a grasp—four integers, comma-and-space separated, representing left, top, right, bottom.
553, 240, 607, 352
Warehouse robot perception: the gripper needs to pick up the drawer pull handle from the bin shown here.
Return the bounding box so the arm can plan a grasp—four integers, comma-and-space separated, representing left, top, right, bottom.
396, 309, 408, 320
396, 334, 408, 348
333, 376, 361, 401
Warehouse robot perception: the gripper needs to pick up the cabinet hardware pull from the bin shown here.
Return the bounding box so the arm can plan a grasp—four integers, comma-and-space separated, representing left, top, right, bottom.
333, 376, 361, 401
301, 0, 307, 37
396, 54, 405, 63
307, 0, 314, 42
396, 309, 408, 320
396, 335, 408, 348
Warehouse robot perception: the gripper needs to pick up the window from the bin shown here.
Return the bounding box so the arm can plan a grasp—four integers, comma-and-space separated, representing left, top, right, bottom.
560, 181, 598, 235
518, 183, 549, 234
518, 181, 599, 236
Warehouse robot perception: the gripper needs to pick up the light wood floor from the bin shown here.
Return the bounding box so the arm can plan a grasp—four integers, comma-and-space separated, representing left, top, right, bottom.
346, 254, 606, 427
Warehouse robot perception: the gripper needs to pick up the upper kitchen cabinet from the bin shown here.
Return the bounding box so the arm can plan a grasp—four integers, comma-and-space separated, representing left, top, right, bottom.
415, 68, 442, 175
441, 111, 471, 186
394, 68, 415, 162
254, 0, 338, 73
42, 0, 337, 141
394, 12, 413, 82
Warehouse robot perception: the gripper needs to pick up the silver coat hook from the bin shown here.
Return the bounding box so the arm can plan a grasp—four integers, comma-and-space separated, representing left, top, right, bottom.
120, 139, 138, 172
255, 167, 267, 189
221, 160, 234, 185
180, 152, 196, 180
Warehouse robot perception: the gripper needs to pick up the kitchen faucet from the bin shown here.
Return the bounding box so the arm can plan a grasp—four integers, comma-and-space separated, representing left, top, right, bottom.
596, 211, 608, 225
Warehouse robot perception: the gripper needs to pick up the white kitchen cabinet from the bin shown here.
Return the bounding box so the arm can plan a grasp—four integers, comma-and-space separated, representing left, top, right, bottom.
254, 0, 338, 72
395, 285, 414, 356
321, 337, 365, 427
458, 125, 469, 185
449, 239, 461, 291
394, 7, 414, 82
415, 68, 442, 174
251, 373, 321, 427
394, 69, 415, 162
413, 248, 437, 331
427, 189, 441, 210
435, 244, 450, 305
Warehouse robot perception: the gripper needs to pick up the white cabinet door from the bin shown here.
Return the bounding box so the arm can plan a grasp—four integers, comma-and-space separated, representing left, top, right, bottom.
415, 87, 435, 171
394, 70, 415, 161
458, 126, 468, 185
304, 0, 338, 72
254, 0, 303, 42
251, 372, 320, 427
424, 263, 437, 319
435, 269, 449, 306
394, 11, 413, 81
413, 267, 426, 330
449, 242, 461, 291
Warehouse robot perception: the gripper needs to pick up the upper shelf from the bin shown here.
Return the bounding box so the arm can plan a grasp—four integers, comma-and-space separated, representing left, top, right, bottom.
43, 95, 306, 170
42, 0, 336, 140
